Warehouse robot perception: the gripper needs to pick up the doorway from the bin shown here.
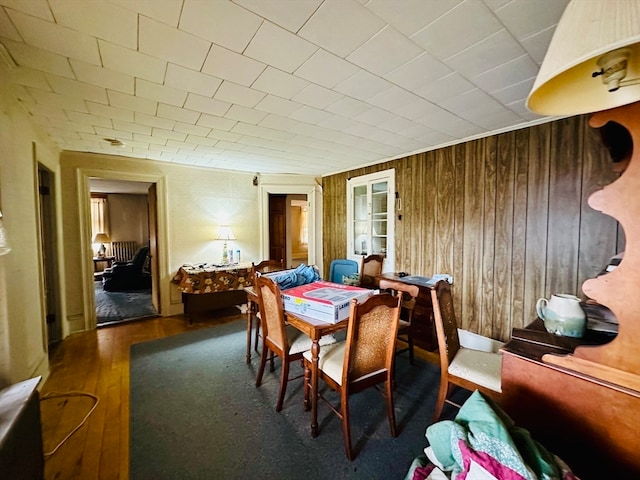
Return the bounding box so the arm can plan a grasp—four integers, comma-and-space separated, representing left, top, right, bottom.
37, 164, 61, 347
89, 179, 158, 326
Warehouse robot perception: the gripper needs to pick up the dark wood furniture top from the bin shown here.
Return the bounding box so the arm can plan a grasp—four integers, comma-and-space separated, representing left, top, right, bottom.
500, 320, 639, 479
377, 272, 437, 351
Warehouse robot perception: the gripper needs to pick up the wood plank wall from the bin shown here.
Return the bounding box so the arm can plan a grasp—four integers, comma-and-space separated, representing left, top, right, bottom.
322, 115, 620, 341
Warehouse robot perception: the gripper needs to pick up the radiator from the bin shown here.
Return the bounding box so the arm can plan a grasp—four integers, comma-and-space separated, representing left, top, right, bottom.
110, 241, 137, 262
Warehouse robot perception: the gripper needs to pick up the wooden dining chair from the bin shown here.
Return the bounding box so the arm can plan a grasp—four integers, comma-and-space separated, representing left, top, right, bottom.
358, 254, 384, 289
248, 259, 284, 356
430, 280, 502, 421
303, 293, 402, 460
255, 275, 334, 412
378, 278, 420, 365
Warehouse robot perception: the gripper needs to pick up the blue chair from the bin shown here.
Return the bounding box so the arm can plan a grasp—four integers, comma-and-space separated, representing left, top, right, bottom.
328, 259, 358, 284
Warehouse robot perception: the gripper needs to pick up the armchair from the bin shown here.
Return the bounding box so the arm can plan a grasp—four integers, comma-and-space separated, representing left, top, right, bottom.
102, 246, 151, 292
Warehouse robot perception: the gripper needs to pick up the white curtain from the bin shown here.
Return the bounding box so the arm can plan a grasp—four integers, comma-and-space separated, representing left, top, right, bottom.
90, 197, 108, 240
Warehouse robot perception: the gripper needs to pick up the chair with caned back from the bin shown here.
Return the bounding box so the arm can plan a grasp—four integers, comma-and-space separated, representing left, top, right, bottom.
378, 278, 420, 365
247, 259, 284, 360
430, 280, 502, 421
254, 275, 334, 412
302, 292, 402, 460
358, 254, 384, 289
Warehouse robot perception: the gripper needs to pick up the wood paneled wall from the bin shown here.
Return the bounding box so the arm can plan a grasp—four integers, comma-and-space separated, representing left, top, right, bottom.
322, 115, 620, 341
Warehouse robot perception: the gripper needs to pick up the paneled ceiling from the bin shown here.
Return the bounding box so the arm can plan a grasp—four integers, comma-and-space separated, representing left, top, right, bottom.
0, 0, 568, 176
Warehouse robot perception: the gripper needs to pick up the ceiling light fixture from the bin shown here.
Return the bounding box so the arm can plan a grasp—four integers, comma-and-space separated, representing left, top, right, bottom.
527, 0, 640, 116
103, 138, 125, 147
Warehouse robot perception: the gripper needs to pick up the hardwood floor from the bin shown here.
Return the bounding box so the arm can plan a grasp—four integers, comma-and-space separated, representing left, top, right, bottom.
40, 313, 241, 480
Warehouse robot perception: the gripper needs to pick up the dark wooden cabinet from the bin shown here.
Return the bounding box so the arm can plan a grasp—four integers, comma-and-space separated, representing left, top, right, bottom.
377, 273, 437, 351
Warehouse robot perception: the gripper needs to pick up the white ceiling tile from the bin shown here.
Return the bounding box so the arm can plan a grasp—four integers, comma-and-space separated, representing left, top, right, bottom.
224, 104, 268, 125
1, 40, 74, 77
445, 29, 524, 79
184, 93, 231, 117
87, 102, 134, 122
8, 9, 100, 64
0, 7, 21, 41
244, 21, 316, 74
133, 133, 167, 146
28, 87, 88, 111
347, 25, 423, 76
292, 83, 343, 109
134, 111, 175, 129
254, 95, 302, 116
317, 114, 360, 132
201, 44, 266, 87
25, 102, 68, 120
299, 0, 386, 58
180, 0, 261, 53
334, 69, 393, 101
157, 103, 200, 124
411, 1, 502, 60
49, 0, 137, 49
366, 0, 462, 37
495, 0, 568, 41
253, 67, 309, 99
383, 52, 452, 91
440, 88, 504, 124
139, 16, 210, 71
111, 119, 151, 135
325, 96, 370, 117
367, 86, 422, 113
197, 114, 237, 131
189, 134, 219, 147
354, 107, 398, 127
259, 114, 299, 132
70, 60, 134, 94
67, 111, 113, 129
289, 105, 332, 125
151, 127, 187, 142
108, 90, 157, 115
521, 26, 556, 65
165, 64, 222, 97
472, 54, 538, 93
99, 40, 166, 83
173, 122, 211, 137
109, 0, 183, 27
415, 73, 475, 103
8, 66, 49, 90
232, 122, 293, 142
136, 79, 187, 107
294, 49, 360, 89
214, 81, 266, 108
232, 0, 322, 32
94, 126, 132, 140
0, 0, 54, 21
47, 75, 108, 103
490, 78, 535, 106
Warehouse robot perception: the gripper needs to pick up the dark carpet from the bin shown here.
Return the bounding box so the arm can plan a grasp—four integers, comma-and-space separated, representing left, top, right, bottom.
130, 319, 452, 480
94, 281, 157, 325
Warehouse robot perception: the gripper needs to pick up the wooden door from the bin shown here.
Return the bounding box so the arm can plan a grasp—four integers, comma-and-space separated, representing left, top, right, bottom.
269, 194, 286, 265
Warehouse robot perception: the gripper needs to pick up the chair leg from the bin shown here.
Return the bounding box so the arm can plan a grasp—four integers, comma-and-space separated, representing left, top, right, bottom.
254, 318, 260, 352
255, 344, 269, 387
340, 390, 353, 460
433, 380, 450, 422
385, 379, 397, 437
407, 332, 414, 365
276, 357, 290, 412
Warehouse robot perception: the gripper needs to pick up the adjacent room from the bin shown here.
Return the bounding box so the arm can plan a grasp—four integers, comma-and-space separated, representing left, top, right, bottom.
0, 1, 638, 479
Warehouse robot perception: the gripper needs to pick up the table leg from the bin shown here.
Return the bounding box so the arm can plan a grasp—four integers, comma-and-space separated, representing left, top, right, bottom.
246, 299, 254, 363
310, 338, 320, 438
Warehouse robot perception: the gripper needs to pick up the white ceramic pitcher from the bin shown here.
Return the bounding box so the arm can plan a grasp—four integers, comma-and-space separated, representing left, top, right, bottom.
536, 294, 586, 338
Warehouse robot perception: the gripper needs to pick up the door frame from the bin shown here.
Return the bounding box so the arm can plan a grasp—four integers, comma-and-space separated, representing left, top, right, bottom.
259, 182, 322, 275
77, 168, 169, 329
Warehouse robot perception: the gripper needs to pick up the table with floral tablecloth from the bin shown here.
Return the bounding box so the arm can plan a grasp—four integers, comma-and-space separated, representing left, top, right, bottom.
172, 262, 254, 321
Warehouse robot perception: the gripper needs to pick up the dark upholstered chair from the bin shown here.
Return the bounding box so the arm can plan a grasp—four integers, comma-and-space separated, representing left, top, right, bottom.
102, 246, 151, 292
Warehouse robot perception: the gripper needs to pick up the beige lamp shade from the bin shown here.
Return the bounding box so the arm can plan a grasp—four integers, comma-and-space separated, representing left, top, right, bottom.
527, 0, 640, 116
93, 233, 110, 244
216, 225, 236, 241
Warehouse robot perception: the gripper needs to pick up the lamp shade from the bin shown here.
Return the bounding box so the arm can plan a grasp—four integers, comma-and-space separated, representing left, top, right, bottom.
216, 225, 236, 241
93, 233, 110, 243
527, 0, 640, 115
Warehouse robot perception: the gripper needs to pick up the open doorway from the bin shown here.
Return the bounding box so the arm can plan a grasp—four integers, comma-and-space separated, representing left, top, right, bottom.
90, 178, 158, 326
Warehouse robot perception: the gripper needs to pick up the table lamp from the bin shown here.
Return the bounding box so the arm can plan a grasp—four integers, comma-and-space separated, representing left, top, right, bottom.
93, 233, 110, 257
216, 225, 235, 264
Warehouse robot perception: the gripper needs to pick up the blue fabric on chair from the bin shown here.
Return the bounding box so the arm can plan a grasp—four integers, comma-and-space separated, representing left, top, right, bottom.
328, 259, 359, 284
273, 264, 320, 290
